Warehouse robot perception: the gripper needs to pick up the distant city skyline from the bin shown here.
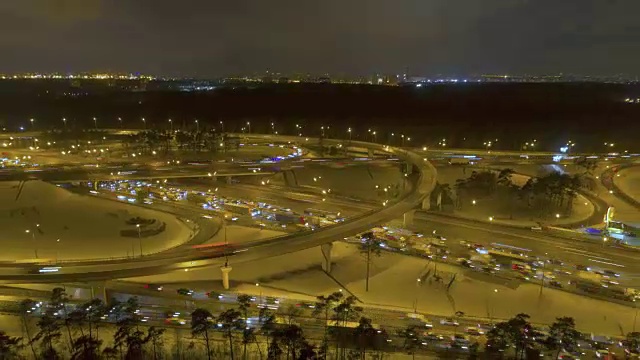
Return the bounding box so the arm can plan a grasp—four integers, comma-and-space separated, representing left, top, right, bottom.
0, 71, 638, 84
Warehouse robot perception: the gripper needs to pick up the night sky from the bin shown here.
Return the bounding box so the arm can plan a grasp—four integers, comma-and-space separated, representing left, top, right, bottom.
2, 0, 639, 77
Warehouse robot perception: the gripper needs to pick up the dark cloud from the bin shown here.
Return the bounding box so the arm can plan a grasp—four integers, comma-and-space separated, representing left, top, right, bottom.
0, 0, 638, 76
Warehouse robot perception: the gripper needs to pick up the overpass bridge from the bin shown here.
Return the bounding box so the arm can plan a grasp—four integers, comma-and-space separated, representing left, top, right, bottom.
0, 167, 274, 183
0, 134, 437, 286
1, 154, 402, 186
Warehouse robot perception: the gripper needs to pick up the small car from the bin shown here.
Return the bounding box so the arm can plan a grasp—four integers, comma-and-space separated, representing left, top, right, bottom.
177, 288, 194, 296
440, 318, 459, 326
466, 327, 484, 336
144, 284, 163, 291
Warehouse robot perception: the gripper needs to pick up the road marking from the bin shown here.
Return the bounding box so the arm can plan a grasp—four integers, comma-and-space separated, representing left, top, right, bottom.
556, 247, 613, 261
588, 259, 625, 268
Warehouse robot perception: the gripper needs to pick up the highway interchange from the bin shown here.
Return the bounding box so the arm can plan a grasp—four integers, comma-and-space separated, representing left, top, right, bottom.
1, 130, 640, 358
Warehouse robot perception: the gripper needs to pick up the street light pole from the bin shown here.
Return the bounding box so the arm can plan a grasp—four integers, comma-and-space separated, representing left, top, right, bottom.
219, 121, 224, 133
136, 224, 143, 257
195, 119, 199, 132
93, 117, 97, 129
142, 118, 146, 130
256, 283, 262, 305
246, 121, 251, 133
169, 119, 173, 132
539, 260, 545, 295
25, 228, 37, 258
56, 238, 60, 263
62, 118, 67, 129
489, 289, 498, 324
414, 278, 421, 312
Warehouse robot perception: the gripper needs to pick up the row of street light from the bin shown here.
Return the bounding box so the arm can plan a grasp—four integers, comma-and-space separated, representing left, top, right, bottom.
18, 117, 631, 153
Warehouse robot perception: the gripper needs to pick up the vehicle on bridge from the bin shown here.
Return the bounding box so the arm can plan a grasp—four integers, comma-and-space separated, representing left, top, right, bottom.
303, 208, 344, 223
191, 242, 236, 258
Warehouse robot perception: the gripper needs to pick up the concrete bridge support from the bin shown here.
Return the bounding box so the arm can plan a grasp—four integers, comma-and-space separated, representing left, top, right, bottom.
283, 170, 299, 187
421, 198, 431, 211
90, 282, 109, 304
321, 242, 333, 273
403, 162, 414, 175
403, 210, 416, 227
221, 266, 232, 290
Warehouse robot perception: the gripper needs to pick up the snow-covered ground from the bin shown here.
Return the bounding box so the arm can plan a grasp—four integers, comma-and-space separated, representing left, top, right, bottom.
285, 166, 405, 201
614, 166, 640, 204
137, 242, 640, 337
0, 181, 192, 261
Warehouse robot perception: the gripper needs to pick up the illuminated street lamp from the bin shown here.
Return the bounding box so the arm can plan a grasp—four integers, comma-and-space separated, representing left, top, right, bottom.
246, 121, 251, 133
25, 228, 38, 258
30, 118, 35, 130
62, 118, 67, 128
347, 127, 352, 141
256, 283, 262, 304
219, 120, 225, 133
55, 238, 61, 263
168, 119, 173, 132
117, 117, 122, 128
489, 289, 499, 323
414, 278, 422, 312
142, 117, 146, 130
136, 224, 143, 256
195, 119, 199, 132
93, 117, 97, 129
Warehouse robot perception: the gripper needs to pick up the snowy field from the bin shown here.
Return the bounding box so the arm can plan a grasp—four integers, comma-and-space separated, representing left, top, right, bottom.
615, 166, 640, 204
136, 242, 640, 337
0, 181, 191, 261
287, 166, 405, 201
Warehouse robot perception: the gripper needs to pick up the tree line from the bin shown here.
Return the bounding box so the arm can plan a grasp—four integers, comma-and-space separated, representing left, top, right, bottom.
2, 288, 640, 359
437, 168, 586, 219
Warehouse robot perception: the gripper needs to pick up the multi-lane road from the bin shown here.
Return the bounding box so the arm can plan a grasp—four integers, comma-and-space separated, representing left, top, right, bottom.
0, 134, 437, 283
